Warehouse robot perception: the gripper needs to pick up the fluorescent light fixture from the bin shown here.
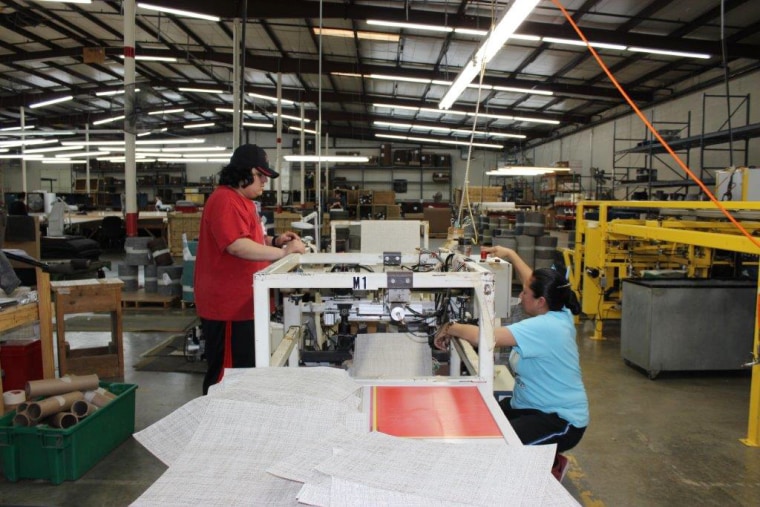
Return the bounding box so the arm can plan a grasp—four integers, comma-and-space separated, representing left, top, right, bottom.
491, 85, 553, 96
284, 155, 370, 163
215, 107, 259, 115
179, 87, 225, 94
455, 28, 488, 36
61, 138, 205, 146
288, 126, 318, 135
272, 113, 310, 123
34, 0, 91, 4
627, 47, 710, 59
243, 122, 273, 128
119, 55, 177, 62
491, 166, 571, 175
184, 122, 215, 129
487, 168, 550, 176
24, 145, 84, 154
350, 74, 553, 96
92, 115, 125, 126
248, 93, 295, 105
0, 139, 58, 148
375, 133, 503, 150
157, 158, 209, 163
0, 125, 34, 132
162, 146, 227, 152
373, 120, 526, 139
440, 0, 540, 109
96, 88, 135, 97
29, 95, 74, 109
372, 103, 560, 125
510, 115, 561, 125
42, 158, 83, 164
366, 19, 453, 33
0, 154, 44, 160
313, 27, 399, 42
58, 151, 112, 158
543, 37, 626, 51
148, 108, 184, 115
137, 3, 220, 22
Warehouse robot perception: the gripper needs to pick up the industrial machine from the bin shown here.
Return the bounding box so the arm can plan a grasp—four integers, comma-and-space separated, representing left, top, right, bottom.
253, 250, 513, 393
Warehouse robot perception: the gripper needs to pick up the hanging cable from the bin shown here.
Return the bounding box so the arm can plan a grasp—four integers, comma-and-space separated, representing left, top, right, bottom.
720, 0, 734, 168
552, 0, 760, 251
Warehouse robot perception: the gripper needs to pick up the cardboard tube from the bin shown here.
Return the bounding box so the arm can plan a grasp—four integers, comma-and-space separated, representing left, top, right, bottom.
49, 412, 78, 429
95, 387, 117, 400
13, 412, 32, 427
71, 400, 98, 419
27, 391, 84, 421
15, 402, 30, 414
26, 375, 100, 398
83, 390, 113, 408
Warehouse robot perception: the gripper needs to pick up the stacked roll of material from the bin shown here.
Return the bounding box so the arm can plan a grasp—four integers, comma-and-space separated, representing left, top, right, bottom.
523, 211, 546, 237
535, 235, 558, 269
148, 238, 173, 266
493, 230, 518, 250
514, 212, 525, 235
118, 264, 139, 292
144, 264, 158, 293
516, 234, 536, 267
157, 266, 183, 297
481, 228, 492, 246
182, 240, 198, 303
124, 237, 152, 265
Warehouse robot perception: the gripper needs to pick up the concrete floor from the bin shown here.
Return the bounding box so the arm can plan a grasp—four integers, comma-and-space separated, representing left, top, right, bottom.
1, 247, 759, 505
2, 321, 758, 506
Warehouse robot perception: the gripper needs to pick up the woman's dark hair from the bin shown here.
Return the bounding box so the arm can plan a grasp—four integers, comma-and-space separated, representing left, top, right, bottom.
218, 164, 253, 188
529, 268, 581, 315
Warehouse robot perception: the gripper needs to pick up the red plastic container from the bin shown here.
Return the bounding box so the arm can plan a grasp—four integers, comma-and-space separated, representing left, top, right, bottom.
0, 339, 43, 391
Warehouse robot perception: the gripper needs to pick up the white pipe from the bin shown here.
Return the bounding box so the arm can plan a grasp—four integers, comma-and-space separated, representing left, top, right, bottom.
276, 73, 282, 205
232, 19, 241, 148
124, 0, 137, 234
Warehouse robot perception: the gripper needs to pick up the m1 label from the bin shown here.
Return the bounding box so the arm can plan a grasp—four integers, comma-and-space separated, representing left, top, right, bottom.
353, 276, 367, 290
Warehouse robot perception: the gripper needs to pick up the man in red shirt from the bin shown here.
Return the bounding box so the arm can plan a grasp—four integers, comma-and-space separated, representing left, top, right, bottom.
195, 144, 305, 394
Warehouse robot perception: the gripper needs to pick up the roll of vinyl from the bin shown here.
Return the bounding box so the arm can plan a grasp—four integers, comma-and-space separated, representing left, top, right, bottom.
148, 238, 173, 266
523, 212, 546, 236
144, 264, 158, 293
157, 265, 183, 298
516, 234, 536, 267
124, 237, 152, 265
515, 212, 525, 235
535, 235, 558, 269
118, 264, 139, 292
3, 389, 26, 406
493, 235, 518, 250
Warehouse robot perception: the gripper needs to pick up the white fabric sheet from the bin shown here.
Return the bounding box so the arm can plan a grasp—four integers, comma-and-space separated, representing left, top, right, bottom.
350, 332, 433, 379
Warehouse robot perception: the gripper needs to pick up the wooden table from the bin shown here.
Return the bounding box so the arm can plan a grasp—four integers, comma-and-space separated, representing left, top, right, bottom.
51, 279, 124, 380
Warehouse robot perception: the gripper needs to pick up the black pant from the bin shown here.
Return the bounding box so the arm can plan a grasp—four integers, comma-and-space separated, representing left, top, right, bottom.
499, 398, 586, 453
201, 319, 255, 395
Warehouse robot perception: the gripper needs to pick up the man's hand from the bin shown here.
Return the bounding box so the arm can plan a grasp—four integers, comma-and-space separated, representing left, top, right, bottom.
282, 236, 306, 255
275, 231, 300, 246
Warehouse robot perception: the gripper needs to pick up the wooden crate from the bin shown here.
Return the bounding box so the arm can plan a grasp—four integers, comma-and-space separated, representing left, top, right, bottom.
373, 190, 396, 204
274, 212, 302, 235
454, 186, 502, 204
168, 212, 202, 257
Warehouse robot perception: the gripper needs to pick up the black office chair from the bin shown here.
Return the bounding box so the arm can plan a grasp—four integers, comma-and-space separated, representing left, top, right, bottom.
98, 216, 126, 251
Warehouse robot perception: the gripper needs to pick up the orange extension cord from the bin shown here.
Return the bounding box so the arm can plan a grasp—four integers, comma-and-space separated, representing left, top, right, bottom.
552, 0, 760, 251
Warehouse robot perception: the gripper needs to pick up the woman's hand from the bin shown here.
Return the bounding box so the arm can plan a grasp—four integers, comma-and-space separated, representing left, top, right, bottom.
481, 245, 515, 260
433, 322, 454, 350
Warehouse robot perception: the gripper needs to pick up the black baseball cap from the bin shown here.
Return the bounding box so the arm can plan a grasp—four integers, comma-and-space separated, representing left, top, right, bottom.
229, 144, 280, 179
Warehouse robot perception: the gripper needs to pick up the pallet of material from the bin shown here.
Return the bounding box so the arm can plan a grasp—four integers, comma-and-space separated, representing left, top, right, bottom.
168, 212, 202, 257
454, 186, 502, 204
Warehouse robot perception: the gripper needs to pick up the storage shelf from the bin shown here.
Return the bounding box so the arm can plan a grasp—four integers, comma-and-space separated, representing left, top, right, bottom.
616, 122, 760, 155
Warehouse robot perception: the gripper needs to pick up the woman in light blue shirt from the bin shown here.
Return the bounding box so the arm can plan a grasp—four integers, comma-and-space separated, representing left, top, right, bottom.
434, 246, 588, 453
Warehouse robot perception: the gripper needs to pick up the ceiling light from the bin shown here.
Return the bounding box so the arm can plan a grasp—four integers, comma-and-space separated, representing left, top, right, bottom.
0, 139, 58, 148
148, 108, 184, 115
440, 0, 540, 110
369, 74, 433, 85
627, 47, 710, 59
58, 151, 112, 158
366, 19, 453, 33
0, 154, 44, 160
184, 123, 215, 129
284, 155, 371, 163
137, 3, 220, 22
162, 146, 226, 152
243, 122, 274, 128
313, 27, 399, 42
489, 85, 553, 96
96, 88, 140, 97
92, 115, 125, 126
543, 37, 626, 51
272, 113, 310, 123
33, 0, 91, 4
43, 158, 84, 164
179, 87, 225, 94
487, 168, 550, 176
373, 120, 525, 139
29, 95, 74, 109
61, 138, 205, 146
157, 158, 208, 163
375, 133, 503, 150
288, 126, 318, 135
215, 107, 260, 115
119, 55, 177, 62
455, 28, 488, 36
24, 145, 84, 154
0, 125, 35, 132
248, 93, 295, 105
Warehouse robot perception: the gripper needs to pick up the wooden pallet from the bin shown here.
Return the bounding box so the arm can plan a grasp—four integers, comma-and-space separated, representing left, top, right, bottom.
121, 289, 178, 308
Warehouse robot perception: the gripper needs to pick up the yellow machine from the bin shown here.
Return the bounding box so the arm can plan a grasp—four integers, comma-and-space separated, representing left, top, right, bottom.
563, 200, 760, 446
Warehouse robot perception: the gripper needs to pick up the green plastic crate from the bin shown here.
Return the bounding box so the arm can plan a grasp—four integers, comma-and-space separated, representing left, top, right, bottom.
0, 382, 137, 484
